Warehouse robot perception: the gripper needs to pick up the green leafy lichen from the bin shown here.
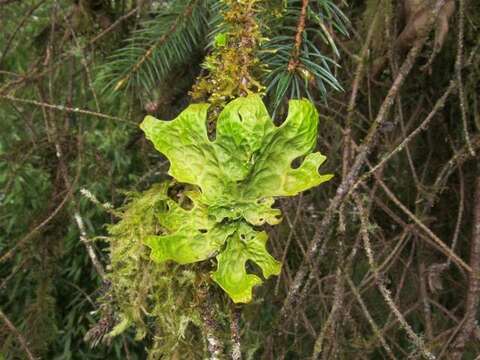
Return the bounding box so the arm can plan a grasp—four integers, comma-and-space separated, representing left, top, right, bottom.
145, 189, 238, 264
212, 223, 281, 304
140, 95, 332, 303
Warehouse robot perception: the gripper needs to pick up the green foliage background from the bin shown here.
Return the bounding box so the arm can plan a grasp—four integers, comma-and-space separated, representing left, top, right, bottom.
1, 0, 480, 359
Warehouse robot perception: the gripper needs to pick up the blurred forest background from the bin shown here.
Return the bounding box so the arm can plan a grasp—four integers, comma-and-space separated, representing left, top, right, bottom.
1, 0, 479, 359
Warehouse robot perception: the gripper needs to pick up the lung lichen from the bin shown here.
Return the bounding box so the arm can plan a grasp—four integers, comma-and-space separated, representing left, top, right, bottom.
139, 95, 333, 303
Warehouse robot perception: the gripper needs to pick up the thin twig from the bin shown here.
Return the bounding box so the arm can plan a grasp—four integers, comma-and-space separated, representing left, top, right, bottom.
74, 212, 106, 279
0, 0, 21, 6
0, 187, 74, 263
0, 7, 140, 95
280, 0, 448, 321
342, 0, 382, 179
0, 94, 134, 124
454, 0, 475, 156
287, 0, 309, 72
38, 73, 107, 281
354, 195, 436, 360
373, 171, 471, 273
113, 0, 197, 91
0, 0, 47, 67
345, 275, 397, 360
447, 165, 465, 267
354, 80, 456, 191
451, 169, 480, 358
0, 308, 37, 360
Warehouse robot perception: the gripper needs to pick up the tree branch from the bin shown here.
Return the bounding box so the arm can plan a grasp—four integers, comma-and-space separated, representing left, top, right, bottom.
287, 0, 309, 72
451, 168, 480, 358
279, 0, 449, 322
0, 308, 37, 360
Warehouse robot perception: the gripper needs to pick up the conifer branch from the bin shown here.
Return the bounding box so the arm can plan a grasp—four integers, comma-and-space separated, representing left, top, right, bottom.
113, 0, 198, 91
287, 0, 308, 73
99, 0, 208, 95
260, 0, 347, 110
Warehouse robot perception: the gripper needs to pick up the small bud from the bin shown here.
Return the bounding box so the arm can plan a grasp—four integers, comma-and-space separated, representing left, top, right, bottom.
144, 101, 159, 114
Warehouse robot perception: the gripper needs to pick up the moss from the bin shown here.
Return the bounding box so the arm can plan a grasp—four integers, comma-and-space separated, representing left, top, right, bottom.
191, 0, 265, 107
102, 183, 206, 357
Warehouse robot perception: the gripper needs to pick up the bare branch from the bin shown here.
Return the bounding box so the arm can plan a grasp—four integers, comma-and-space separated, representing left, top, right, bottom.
0, 308, 37, 360
451, 170, 480, 358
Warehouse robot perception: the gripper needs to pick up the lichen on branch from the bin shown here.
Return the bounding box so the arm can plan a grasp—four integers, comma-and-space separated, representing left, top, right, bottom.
140, 95, 333, 302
